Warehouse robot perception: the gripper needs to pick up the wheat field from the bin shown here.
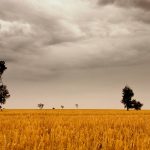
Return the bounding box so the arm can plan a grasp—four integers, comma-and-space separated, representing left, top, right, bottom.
0, 109, 150, 150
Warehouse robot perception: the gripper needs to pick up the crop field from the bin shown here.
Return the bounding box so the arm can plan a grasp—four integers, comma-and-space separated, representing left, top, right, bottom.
0, 109, 150, 150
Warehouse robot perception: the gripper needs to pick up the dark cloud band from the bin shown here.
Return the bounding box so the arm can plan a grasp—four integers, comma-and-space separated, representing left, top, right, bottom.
98, 0, 150, 10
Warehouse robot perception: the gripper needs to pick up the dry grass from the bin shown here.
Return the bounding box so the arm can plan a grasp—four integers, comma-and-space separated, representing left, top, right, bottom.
0, 109, 150, 150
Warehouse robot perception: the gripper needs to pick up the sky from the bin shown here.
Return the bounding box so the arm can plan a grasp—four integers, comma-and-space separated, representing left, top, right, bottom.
0, 0, 150, 109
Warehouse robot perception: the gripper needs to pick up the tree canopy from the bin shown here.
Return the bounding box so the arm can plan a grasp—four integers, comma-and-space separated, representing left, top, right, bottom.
0, 85, 10, 104
0, 61, 10, 107
0, 61, 7, 76
121, 86, 143, 110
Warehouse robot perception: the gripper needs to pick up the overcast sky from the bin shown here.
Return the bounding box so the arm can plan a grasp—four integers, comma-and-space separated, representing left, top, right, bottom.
0, 0, 150, 109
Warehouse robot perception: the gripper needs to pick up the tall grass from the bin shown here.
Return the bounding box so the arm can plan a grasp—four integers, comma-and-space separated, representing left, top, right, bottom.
0, 109, 150, 150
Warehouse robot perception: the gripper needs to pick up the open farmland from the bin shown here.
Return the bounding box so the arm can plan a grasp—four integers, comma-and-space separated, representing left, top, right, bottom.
0, 109, 150, 150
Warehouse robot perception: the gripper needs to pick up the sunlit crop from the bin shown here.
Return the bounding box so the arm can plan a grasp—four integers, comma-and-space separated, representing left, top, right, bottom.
0, 109, 150, 150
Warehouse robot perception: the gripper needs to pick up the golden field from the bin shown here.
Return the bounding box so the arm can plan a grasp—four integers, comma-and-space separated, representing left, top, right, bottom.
0, 109, 150, 150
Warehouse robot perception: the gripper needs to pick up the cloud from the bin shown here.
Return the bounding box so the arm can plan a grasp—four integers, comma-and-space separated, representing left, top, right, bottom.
98, 0, 150, 10
0, 0, 150, 81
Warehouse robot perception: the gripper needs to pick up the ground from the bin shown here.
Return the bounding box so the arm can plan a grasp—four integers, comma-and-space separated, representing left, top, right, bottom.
0, 109, 150, 150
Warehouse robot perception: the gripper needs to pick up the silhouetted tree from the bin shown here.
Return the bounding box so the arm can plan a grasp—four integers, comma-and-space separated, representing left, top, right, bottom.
0, 85, 10, 104
121, 86, 134, 111
121, 86, 143, 111
0, 61, 10, 109
75, 104, 78, 109
0, 61, 7, 76
52, 107, 55, 109
38, 103, 44, 109
131, 99, 143, 110
61, 105, 64, 109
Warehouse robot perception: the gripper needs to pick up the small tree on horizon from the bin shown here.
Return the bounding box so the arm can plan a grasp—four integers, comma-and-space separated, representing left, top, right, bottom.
75, 104, 78, 109
61, 105, 64, 109
38, 103, 44, 109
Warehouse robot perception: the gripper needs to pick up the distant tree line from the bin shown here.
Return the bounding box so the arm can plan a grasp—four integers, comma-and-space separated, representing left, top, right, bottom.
37, 104, 80, 110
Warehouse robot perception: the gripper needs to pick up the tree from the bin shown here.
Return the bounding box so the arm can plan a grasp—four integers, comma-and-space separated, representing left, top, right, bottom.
121, 86, 143, 111
131, 99, 143, 110
75, 104, 78, 109
38, 103, 44, 109
0, 61, 10, 109
0, 61, 7, 76
121, 86, 134, 111
0, 85, 10, 104
61, 105, 64, 109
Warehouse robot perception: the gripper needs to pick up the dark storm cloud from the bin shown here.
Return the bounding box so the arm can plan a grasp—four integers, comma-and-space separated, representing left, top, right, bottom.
98, 0, 150, 10
0, 0, 150, 81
